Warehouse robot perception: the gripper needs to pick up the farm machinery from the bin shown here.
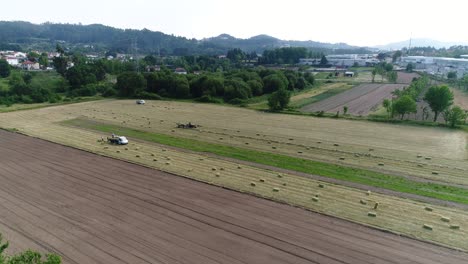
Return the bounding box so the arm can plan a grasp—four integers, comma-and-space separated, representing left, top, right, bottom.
107, 133, 129, 145
176, 122, 198, 129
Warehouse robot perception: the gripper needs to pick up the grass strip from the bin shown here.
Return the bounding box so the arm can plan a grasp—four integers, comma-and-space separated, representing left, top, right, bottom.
64, 118, 468, 205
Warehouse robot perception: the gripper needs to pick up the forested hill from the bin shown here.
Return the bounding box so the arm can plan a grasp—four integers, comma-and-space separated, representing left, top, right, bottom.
0, 21, 359, 55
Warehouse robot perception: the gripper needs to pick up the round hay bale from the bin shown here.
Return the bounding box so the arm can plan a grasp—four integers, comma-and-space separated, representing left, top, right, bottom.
245, 142, 249, 145
317, 141, 322, 144
417, 154, 423, 158
151, 153, 155, 156
374, 202, 379, 209
298, 151, 303, 154
125, 147, 129, 150
165, 161, 171, 165
333, 143, 340, 146
220, 168, 225, 171
417, 164, 424, 167
366, 190, 371, 196
441, 217, 451, 222
282, 183, 287, 186
277, 174, 283, 178
136, 155, 140, 158
450, 225, 460, 230
425, 206, 433, 212
211, 167, 217, 171
259, 179, 265, 183
312, 197, 319, 202
273, 188, 280, 192
378, 163, 384, 166
360, 199, 367, 205
425, 157, 432, 160
215, 173, 220, 177
423, 224, 433, 231
237, 165, 242, 169
250, 182, 256, 187
272, 146, 277, 149
368, 212, 377, 217
318, 184, 325, 188
153, 158, 158, 161
339, 157, 345, 160
116, 150, 120, 153
432, 171, 439, 175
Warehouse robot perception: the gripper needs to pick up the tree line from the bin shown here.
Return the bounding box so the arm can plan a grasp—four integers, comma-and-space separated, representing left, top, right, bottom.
382, 76, 466, 127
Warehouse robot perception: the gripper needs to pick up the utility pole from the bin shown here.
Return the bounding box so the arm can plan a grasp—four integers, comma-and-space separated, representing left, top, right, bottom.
132, 38, 139, 73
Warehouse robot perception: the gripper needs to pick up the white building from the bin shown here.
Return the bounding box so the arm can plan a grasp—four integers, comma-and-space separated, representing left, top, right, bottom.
5, 56, 19, 66
400, 56, 468, 78
299, 54, 379, 67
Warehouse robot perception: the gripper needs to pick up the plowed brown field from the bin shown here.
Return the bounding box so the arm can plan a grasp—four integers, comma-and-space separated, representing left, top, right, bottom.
1, 130, 467, 264
301, 84, 405, 115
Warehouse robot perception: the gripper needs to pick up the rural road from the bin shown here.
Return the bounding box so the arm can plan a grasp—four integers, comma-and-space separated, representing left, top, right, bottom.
0, 130, 466, 264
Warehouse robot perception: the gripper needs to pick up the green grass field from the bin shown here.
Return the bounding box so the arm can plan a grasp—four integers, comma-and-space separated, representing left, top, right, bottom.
65, 118, 468, 205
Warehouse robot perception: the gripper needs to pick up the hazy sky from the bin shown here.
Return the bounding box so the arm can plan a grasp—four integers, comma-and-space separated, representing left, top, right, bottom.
3, 0, 468, 46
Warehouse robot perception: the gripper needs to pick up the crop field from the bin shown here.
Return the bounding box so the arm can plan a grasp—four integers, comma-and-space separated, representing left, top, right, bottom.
452, 87, 468, 110
301, 83, 405, 115
1, 100, 468, 251
289, 83, 354, 108
2, 131, 468, 263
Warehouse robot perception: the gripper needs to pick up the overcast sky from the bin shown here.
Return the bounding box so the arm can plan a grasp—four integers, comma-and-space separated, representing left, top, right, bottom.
3, 0, 468, 46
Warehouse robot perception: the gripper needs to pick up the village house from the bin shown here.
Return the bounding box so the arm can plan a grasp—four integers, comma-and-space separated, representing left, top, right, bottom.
21, 61, 40, 71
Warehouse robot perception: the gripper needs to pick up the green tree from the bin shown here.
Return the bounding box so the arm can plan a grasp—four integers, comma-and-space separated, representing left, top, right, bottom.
0, 59, 10, 78
263, 74, 288, 93
268, 88, 291, 111
387, 71, 398, 83
343, 106, 348, 115
116, 72, 146, 97
393, 95, 417, 120
406, 63, 414, 73
371, 69, 377, 83
0, 233, 61, 264
392, 50, 402, 62
447, 71, 457, 81
443, 106, 467, 128
424, 85, 454, 122
319, 55, 328, 66
382, 99, 393, 118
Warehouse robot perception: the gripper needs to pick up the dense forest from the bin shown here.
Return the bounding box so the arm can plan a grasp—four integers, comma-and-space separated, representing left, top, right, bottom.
0, 21, 361, 55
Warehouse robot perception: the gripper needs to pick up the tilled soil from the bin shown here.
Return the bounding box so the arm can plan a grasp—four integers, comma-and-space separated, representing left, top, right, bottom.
0, 130, 467, 264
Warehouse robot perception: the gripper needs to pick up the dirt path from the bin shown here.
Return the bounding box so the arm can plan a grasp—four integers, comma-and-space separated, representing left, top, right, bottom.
0, 130, 467, 264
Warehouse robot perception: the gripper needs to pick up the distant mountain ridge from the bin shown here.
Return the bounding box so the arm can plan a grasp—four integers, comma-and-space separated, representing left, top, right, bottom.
0, 21, 360, 55
375, 38, 468, 50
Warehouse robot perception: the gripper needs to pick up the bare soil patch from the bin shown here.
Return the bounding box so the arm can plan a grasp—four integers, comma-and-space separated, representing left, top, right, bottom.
301, 84, 405, 116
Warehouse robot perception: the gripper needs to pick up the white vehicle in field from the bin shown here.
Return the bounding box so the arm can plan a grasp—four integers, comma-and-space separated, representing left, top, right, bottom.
107, 135, 128, 145
136, 99, 145, 105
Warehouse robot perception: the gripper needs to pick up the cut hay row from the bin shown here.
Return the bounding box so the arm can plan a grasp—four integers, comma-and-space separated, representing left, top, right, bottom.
33, 100, 467, 187
1, 103, 468, 251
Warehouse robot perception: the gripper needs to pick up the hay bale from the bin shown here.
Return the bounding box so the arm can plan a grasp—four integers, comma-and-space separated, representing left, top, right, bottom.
318, 184, 325, 188
317, 141, 322, 144
423, 224, 433, 231
250, 182, 256, 187
417, 154, 423, 158
125, 147, 129, 150
312, 197, 319, 202
215, 173, 220, 177
282, 183, 287, 186
162, 149, 167, 152
298, 151, 303, 154
424, 206, 433, 212
360, 199, 367, 205
151, 153, 155, 156
165, 161, 171, 165
366, 190, 371, 196
273, 188, 280, 192
153, 158, 158, 161
374, 202, 379, 209
135, 155, 140, 158
220, 168, 225, 171
441, 217, 451, 222
277, 174, 283, 178
432, 171, 439, 175
237, 165, 242, 169
339, 157, 345, 160
116, 150, 121, 153
378, 163, 384, 166
289, 138, 294, 141
368, 212, 377, 217
272, 146, 277, 149
417, 164, 424, 167
450, 225, 460, 230
425, 157, 432, 160
245, 142, 249, 145
333, 143, 340, 146
104, 146, 108, 149
259, 179, 265, 183
199, 158, 204, 161
219, 137, 223, 140
211, 167, 217, 171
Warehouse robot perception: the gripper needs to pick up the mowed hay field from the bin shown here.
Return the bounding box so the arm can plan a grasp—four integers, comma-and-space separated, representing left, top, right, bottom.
1, 100, 468, 251
301, 83, 405, 116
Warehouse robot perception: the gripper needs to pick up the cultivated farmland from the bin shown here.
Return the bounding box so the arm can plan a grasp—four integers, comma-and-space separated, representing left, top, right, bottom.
1, 131, 467, 263
1, 101, 468, 251
301, 83, 405, 115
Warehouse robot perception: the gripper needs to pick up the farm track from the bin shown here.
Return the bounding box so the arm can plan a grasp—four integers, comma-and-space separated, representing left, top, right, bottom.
1, 130, 468, 264
301, 84, 405, 115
